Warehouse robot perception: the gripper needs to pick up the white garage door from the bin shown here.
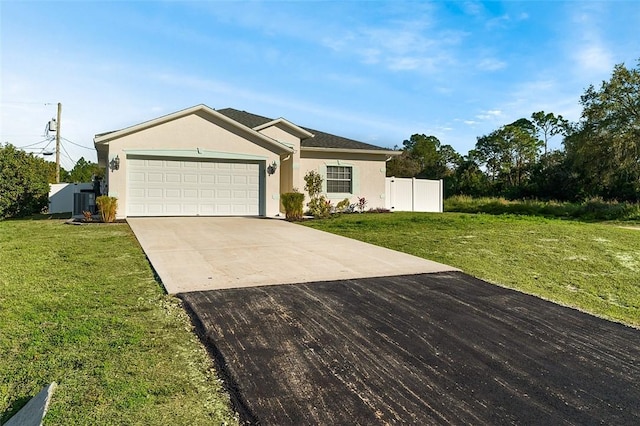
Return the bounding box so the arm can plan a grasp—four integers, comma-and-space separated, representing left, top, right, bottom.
127, 157, 260, 216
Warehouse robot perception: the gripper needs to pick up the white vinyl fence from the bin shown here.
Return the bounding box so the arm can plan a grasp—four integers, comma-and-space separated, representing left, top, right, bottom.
385, 177, 443, 212
49, 183, 94, 214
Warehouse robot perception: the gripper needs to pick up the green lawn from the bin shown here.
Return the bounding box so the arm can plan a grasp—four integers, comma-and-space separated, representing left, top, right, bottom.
303, 212, 640, 327
0, 219, 237, 425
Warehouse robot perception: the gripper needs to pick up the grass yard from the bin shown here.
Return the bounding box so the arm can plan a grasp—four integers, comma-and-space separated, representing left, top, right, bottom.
303, 212, 640, 327
0, 219, 237, 425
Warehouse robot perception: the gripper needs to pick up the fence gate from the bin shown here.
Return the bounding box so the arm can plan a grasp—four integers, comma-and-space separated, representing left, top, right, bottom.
385, 177, 443, 212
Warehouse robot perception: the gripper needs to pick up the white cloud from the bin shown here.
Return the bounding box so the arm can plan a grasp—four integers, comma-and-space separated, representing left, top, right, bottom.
480, 110, 502, 118
566, 2, 615, 77
461, 1, 484, 17
321, 18, 465, 75
486, 11, 529, 29
476, 58, 507, 71
575, 44, 614, 75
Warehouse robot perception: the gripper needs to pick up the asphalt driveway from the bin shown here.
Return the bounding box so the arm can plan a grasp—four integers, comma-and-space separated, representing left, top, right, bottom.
127, 217, 456, 294
180, 272, 640, 425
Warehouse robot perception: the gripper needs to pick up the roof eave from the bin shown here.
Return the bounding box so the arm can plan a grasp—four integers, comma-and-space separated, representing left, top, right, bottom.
301, 146, 401, 156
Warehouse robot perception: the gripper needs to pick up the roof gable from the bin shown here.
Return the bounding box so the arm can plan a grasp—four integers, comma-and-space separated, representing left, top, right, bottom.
254, 118, 314, 139
94, 104, 293, 154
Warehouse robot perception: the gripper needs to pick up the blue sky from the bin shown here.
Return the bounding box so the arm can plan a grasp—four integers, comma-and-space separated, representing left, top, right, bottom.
1, 1, 638, 170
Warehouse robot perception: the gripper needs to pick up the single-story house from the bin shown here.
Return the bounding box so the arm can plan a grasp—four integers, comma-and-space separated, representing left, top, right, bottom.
94, 104, 399, 219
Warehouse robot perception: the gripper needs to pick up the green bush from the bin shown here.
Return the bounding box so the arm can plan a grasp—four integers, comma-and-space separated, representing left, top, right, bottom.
281, 192, 304, 220
444, 195, 640, 221
0, 144, 51, 219
96, 196, 118, 222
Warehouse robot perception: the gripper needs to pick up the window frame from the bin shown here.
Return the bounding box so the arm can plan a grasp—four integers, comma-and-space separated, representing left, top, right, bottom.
326, 165, 353, 194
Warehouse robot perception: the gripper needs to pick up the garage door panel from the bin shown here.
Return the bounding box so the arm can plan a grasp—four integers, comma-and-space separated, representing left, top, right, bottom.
182, 204, 199, 215
127, 158, 260, 216
217, 186, 233, 196
200, 189, 215, 199
200, 174, 215, 184
165, 188, 181, 198
183, 174, 198, 183
146, 204, 165, 215
199, 204, 215, 215
148, 188, 163, 198
164, 204, 182, 215
184, 189, 198, 198
129, 188, 145, 198
165, 173, 181, 183
147, 173, 164, 183
129, 171, 146, 182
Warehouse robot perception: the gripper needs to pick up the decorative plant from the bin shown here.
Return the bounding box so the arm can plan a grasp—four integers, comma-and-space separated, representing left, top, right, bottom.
308, 196, 332, 219
96, 196, 118, 223
281, 191, 304, 221
303, 170, 332, 218
303, 170, 323, 199
357, 196, 367, 213
335, 198, 352, 214
82, 210, 93, 222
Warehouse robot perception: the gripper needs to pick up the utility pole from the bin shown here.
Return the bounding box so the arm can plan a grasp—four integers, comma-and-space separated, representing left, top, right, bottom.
55, 102, 61, 183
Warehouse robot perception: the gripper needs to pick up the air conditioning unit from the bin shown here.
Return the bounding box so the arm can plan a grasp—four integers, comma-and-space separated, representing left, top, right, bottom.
73, 192, 96, 215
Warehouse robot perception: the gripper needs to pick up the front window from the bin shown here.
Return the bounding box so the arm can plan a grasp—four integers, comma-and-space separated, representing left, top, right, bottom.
326, 166, 352, 193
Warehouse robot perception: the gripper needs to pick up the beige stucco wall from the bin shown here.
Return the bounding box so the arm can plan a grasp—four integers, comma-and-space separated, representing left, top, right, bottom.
104, 113, 285, 218
258, 124, 304, 212
299, 150, 389, 210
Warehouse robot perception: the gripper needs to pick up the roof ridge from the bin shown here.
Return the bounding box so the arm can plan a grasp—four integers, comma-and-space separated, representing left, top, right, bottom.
216, 107, 391, 152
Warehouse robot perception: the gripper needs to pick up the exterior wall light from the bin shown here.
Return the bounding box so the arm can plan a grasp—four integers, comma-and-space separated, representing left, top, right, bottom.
109, 155, 120, 171
267, 160, 278, 175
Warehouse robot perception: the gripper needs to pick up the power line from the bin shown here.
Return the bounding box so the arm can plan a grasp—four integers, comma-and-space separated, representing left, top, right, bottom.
16, 138, 54, 149
0, 101, 57, 106
61, 137, 95, 151
60, 142, 76, 166
39, 138, 55, 155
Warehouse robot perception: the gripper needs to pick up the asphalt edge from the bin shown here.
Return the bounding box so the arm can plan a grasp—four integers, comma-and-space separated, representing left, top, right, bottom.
177, 293, 260, 425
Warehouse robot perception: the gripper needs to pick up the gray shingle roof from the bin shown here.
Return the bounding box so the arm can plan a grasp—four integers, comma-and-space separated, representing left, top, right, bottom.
217, 108, 390, 151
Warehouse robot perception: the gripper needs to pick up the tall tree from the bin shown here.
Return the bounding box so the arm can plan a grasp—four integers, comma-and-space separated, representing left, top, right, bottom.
43, 161, 70, 183
386, 134, 461, 180
450, 150, 491, 197
475, 119, 542, 195
69, 157, 103, 183
531, 111, 569, 155
565, 59, 640, 201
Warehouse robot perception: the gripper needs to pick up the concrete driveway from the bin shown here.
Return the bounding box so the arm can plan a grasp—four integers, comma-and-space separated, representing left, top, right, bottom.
127, 217, 457, 294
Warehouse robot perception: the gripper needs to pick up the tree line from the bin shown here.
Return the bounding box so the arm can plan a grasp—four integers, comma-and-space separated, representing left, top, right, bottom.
387, 60, 640, 203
